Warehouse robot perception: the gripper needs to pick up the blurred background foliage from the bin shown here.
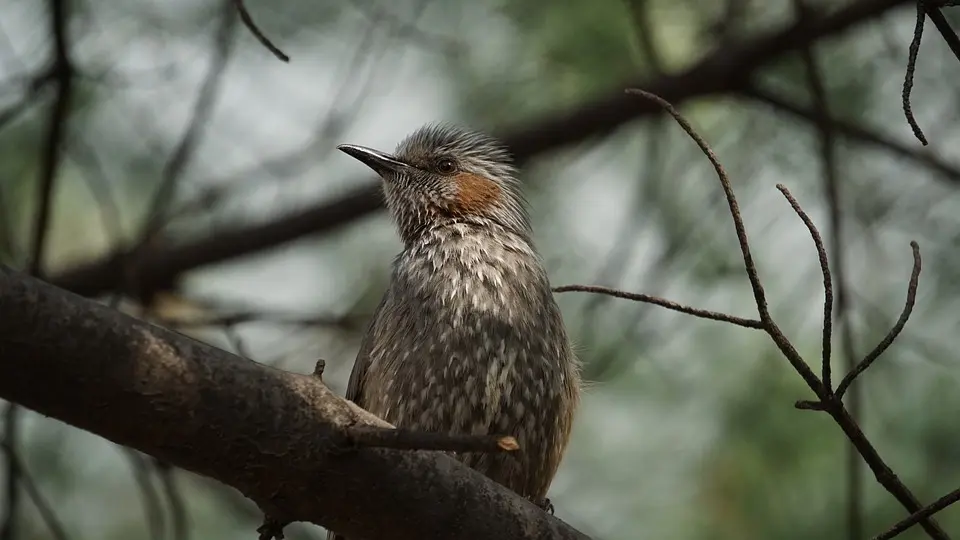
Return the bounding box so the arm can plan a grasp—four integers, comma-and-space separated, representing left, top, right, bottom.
2, 0, 960, 539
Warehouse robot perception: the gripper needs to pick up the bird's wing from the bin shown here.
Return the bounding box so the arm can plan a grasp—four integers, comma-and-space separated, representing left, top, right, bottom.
344, 291, 390, 406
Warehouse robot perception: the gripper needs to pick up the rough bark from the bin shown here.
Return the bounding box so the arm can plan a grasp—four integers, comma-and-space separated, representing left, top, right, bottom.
0, 265, 591, 540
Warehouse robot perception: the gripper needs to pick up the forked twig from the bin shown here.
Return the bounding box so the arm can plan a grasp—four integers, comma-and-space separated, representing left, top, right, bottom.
560, 88, 949, 540
835, 242, 922, 400
624, 89, 826, 394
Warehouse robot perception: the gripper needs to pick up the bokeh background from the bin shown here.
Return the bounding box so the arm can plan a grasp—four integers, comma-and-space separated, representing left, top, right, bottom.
2, 0, 960, 539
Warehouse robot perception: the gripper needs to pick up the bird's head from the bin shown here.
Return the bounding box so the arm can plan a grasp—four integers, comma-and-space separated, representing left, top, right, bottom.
338, 124, 530, 245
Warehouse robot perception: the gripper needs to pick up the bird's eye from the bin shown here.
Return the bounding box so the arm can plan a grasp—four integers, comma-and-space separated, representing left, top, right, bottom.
436, 158, 457, 174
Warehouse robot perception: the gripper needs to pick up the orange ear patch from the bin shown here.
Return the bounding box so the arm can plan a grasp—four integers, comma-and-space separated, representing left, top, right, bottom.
452, 172, 501, 213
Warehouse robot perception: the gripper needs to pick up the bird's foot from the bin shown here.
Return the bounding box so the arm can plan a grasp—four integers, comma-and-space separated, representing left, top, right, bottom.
257, 515, 288, 540
531, 497, 554, 515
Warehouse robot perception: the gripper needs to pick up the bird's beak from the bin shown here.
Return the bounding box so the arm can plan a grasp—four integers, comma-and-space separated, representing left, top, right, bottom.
337, 144, 408, 177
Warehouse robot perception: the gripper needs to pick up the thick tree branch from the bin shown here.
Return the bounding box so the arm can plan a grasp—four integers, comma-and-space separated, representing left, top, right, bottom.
50, 0, 916, 299
0, 265, 590, 540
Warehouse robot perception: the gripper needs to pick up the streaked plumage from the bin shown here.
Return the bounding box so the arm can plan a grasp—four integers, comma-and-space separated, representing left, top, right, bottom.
328, 125, 580, 540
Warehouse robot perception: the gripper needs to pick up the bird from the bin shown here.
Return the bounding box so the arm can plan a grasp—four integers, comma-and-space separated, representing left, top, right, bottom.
328, 124, 580, 540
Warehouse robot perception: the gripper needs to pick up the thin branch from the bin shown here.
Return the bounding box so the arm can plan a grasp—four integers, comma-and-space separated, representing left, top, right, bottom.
140, 1, 237, 239
50, 0, 923, 300
30, 0, 73, 278
0, 183, 15, 263
625, 89, 775, 322
6, 0, 74, 537
575, 116, 669, 350
156, 461, 189, 540
552, 284, 764, 329
902, 1, 928, 145
792, 24, 864, 538
234, 0, 290, 62
625, 89, 826, 396
874, 486, 960, 540
741, 85, 960, 185
924, 3, 960, 64
622, 0, 665, 75
345, 427, 519, 453
835, 242, 921, 400
0, 404, 19, 540
66, 138, 126, 246
775, 185, 835, 383
0, 440, 71, 540
628, 90, 946, 540
346, 0, 462, 56
125, 451, 167, 540
793, 26, 837, 393
0, 77, 49, 132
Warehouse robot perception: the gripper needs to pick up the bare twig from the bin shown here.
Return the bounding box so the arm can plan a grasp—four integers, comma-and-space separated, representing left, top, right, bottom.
835, 242, 921, 400
741, 85, 960, 186
622, 0, 665, 75
792, 26, 837, 393
50, 0, 923, 300
552, 284, 764, 329
792, 27, 863, 537
874, 486, 960, 540
625, 88, 826, 395
156, 461, 189, 540
30, 0, 73, 279
625, 90, 774, 322
66, 138, 126, 246
346, 0, 462, 56
0, 440, 71, 540
775, 186, 835, 388
345, 427, 519, 453
0, 184, 15, 263
125, 451, 167, 540
0, 75, 49, 131
0, 404, 19, 540
903, 1, 928, 145
140, 0, 237, 239
574, 116, 670, 353
234, 0, 290, 62
923, 3, 960, 64
4, 0, 74, 536
624, 89, 946, 540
